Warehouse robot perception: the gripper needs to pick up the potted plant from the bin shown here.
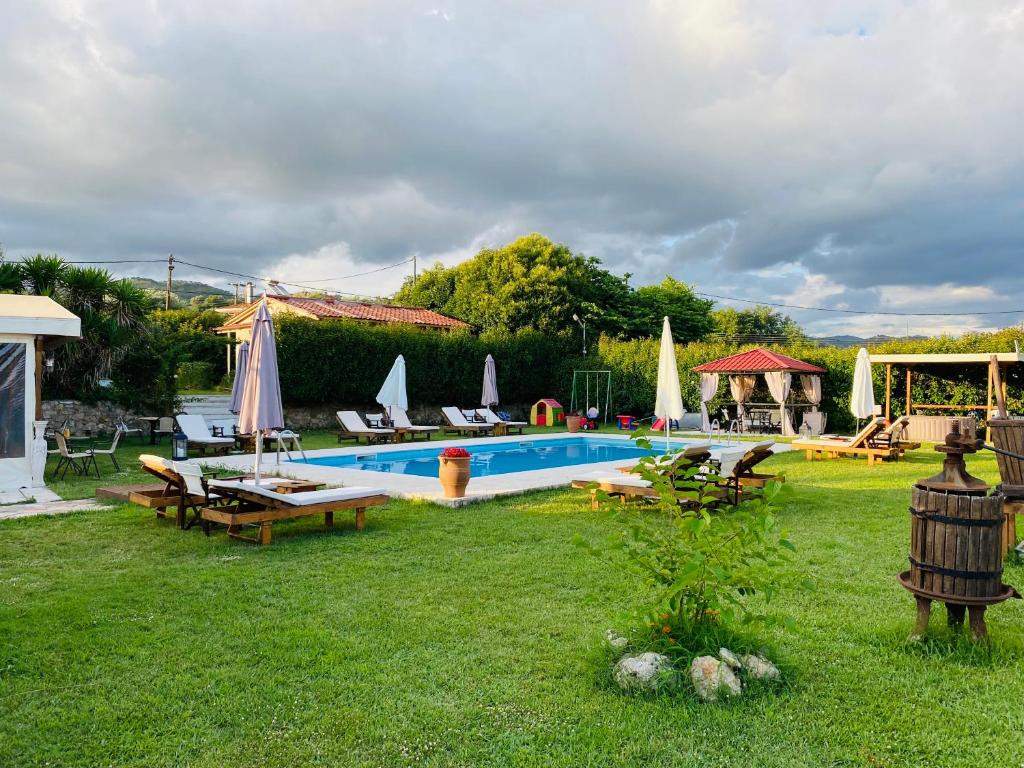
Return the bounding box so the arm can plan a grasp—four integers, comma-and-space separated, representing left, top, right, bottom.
566, 412, 583, 433
438, 447, 472, 498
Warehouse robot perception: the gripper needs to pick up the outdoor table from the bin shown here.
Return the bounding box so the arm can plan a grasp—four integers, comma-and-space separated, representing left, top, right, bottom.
138, 416, 161, 445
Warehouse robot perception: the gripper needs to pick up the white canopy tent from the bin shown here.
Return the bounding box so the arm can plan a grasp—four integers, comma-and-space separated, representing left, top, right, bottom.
0, 296, 81, 494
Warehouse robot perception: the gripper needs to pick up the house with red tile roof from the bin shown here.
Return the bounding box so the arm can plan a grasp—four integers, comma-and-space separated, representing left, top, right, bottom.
217, 295, 469, 339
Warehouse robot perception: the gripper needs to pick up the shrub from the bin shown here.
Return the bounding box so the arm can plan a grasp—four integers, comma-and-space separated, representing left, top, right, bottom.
579, 444, 797, 657
177, 361, 217, 390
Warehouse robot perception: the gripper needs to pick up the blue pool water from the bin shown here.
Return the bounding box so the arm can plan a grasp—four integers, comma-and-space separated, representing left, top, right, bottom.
292, 437, 723, 478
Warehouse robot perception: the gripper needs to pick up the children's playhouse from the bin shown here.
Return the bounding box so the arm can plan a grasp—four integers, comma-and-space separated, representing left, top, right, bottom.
530, 399, 565, 427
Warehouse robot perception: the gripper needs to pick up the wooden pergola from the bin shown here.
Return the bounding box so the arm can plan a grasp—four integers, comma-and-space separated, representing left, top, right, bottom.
870, 351, 1022, 437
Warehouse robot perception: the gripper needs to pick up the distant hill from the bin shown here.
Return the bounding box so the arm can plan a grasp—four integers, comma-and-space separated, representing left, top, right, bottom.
130, 277, 232, 308
810, 333, 929, 348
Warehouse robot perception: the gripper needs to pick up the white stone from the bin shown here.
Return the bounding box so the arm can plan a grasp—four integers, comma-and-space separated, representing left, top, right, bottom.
740, 654, 781, 681
605, 629, 629, 650
613, 652, 674, 692
718, 647, 741, 669
690, 655, 742, 701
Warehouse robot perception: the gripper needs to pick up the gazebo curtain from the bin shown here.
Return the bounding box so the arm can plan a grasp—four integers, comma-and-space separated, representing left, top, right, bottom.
800, 374, 822, 412
765, 371, 795, 435
698, 372, 719, 431
728, 375, 756, 423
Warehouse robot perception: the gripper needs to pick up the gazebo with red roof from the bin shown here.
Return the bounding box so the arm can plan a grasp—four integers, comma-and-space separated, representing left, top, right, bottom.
693, 347, 826, 435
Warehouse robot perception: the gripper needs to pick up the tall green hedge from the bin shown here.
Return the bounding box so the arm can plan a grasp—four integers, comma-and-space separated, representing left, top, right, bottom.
276, 317, 583, 408
275, 316, 1022, 433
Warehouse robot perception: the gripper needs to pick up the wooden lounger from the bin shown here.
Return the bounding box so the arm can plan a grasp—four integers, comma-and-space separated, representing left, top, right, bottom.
571, 476, 659, 509
792, 417, 898, 465
441, 407, 495, 436
201, 479, 389, 546
336, 410, 396, 444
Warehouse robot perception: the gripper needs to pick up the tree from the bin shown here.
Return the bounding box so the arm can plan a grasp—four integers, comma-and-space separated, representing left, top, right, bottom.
5, 255, 156, 398
711, 305, 804, 342
393, 234, 711, 341
619, 277, 715, 342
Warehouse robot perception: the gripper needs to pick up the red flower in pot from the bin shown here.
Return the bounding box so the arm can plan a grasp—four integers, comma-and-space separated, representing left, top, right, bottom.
438, 447, 471, 497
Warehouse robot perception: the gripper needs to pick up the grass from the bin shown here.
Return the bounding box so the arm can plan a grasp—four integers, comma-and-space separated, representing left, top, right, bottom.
3, 439, 1023, 766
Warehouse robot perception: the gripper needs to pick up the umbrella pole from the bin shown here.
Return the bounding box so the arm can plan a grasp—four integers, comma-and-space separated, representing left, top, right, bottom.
666, 420, 671, 453
254, 429, 262, 482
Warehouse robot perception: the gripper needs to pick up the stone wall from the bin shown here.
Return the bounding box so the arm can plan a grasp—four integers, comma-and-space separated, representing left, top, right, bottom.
41, 400, 134, 436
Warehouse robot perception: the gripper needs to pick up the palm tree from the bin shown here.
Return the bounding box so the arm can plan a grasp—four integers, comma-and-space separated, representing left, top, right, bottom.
18, 254, 65, 296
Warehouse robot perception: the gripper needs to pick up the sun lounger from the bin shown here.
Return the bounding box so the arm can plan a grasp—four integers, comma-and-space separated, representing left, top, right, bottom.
175, 414, 235, 455
866, 415, 920, 455
441, 406, 495, 436
791, 417, 897, 465
336, 411, 396, 444
476, 407, 527, 435
389, 408, 439, 441
200, 478, 388, 545
133, 454, 286, 528
716, 441, 783, 504
571, 470, 658, 509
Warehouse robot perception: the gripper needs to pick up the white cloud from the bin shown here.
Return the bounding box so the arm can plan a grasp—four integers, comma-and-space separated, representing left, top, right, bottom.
1, 0, 1023, 336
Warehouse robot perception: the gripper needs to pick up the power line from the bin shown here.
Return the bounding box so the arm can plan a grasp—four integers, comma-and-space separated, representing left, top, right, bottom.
172, 258, 387, 300
294, 258, 414, 283
695, 291, 1024, 317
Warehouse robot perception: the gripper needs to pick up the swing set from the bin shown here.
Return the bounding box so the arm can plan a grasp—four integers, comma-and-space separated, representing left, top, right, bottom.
569, 370, 612, 424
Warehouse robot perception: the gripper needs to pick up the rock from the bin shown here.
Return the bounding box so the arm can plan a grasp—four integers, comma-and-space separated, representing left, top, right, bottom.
605, 630, 629, 650
740, 654, 781, 681
690, 655, 742, 701
718, 647, 741, 669
613, 652, 674, 692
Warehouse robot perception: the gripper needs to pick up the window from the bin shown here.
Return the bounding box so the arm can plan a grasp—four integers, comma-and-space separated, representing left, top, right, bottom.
0, 342, 27, 459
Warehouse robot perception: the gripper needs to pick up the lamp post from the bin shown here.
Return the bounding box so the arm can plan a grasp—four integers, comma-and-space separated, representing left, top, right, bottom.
572, 313, 586, 355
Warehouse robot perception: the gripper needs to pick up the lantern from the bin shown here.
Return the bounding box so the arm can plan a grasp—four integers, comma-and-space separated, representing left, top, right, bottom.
171, 430, 189, 461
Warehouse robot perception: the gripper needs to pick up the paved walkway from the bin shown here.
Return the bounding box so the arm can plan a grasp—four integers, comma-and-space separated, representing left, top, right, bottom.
0, 498, 108, 521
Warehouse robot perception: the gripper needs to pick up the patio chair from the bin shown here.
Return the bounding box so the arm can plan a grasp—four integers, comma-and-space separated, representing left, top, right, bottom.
154, 416, 175, 444
336, 411, 396, 444
115, 416, 144, 444
389, 408, 439, 441
792, 417, 896, 465
175, 414, 235, 455
801, 411, 827, 436
200, 478, 389, 546
476, 407, 527, 435
441, 407, 495, 436
867, 415, 920, 456
91, 428, 123, 471
52, 432, 98, 479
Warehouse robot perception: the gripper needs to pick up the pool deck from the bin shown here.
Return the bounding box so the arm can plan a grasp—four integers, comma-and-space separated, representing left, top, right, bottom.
196, 432, 790, 507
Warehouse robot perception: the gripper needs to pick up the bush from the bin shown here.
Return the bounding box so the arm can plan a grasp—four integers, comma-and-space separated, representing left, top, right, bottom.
276, 317, 584, 407
177, 361, 217, 391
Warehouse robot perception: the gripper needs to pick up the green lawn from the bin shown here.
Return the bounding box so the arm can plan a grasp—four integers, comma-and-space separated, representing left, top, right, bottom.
2, 440, 1023, 766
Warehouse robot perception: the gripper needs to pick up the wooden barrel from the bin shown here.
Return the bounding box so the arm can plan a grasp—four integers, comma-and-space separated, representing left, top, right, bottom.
909, 486, 1004, 599
989, 419, 1024, 499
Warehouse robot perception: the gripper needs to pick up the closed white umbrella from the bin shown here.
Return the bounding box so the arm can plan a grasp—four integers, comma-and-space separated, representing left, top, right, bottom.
850, 347, 875, 426
228, 341, 249, 415
238, 301, 285, 482
481, 354, 499, 407
654, 316, 685, 451
376, 355, 409, 421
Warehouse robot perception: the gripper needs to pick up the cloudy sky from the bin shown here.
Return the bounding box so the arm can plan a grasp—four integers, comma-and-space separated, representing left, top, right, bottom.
2, 0, 1023, 336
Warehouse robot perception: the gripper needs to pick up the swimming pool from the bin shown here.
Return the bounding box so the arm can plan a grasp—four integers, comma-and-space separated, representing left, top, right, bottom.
291, 437, 726, 478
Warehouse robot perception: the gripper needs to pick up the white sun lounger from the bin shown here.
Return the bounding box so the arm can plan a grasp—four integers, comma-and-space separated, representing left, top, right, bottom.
175, 414, 235, 455
476, 407, 527, 435
441, 406, 494, 436
201, 478, 389, 545
389, 408, 439, 440
336, 410, 396, 444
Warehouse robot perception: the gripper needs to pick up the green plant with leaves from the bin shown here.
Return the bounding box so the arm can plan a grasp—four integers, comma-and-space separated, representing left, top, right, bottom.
582, 443, 796, 655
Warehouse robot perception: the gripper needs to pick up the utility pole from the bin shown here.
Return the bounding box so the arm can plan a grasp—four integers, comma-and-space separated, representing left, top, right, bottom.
413, 253, 418, 285
165, 254, 174, 310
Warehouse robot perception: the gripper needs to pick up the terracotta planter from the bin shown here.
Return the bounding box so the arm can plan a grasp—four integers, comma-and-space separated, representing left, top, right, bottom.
439, 456, 471, 498
566, 415, 582, 433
